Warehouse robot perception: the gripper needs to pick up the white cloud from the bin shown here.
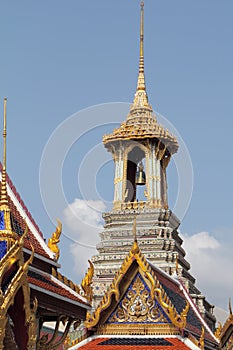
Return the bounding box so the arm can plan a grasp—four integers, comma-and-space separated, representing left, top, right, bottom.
63, 198, 106, 276
181, 231, 233, 310
70, 242, 97, 277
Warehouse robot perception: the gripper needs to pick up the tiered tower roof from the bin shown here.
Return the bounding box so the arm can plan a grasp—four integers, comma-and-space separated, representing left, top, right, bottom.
103, 2, 178, 155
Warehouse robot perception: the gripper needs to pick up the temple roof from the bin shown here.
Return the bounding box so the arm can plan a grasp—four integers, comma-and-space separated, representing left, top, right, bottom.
103, 113, 179, 154
28, 268, 89, 307
148, 263, 216, 344
218, 307, 233, 348
0, 164, 54, 260
74, 336, 200, 350
0, 165, 91, 315
84, 240, 218, 349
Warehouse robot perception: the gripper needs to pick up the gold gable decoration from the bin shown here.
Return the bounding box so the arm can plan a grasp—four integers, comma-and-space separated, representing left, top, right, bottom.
108, 275, 168, 324
85, 240, 189, 333
81, 260, 94, 303
0, 225, 37, 349
219, 299, 233, 348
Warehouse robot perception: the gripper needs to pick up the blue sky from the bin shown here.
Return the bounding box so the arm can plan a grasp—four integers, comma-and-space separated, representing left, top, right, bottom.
1, 1, 233, 309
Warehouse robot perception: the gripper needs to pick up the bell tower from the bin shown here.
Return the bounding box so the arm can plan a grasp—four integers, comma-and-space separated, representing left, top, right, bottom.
103, 3, 178, 212
91, 3, 215, 328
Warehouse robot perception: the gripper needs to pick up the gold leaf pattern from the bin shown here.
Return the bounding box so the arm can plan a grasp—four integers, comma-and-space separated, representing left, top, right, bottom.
108, 275, 168, 324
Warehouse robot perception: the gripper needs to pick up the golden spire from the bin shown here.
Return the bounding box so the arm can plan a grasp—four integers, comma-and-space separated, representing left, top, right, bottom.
138, 1, 145, 91
1, 98, 8, 207
131, 2, 151, 111
0, 98, 15, 240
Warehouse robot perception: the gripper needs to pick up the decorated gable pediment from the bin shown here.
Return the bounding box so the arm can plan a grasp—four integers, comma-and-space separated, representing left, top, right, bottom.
85, 240, 189, 336
107, 273, 170, 325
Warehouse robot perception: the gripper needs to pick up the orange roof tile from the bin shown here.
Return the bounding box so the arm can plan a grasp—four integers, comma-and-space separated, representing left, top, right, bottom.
28, 270, 89, 306
77, 337, 192, 349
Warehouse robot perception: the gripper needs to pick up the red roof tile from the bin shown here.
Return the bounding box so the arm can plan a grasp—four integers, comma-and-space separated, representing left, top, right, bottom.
28, 269, 89, 306
149, 263, 217, 344
8, 194, 51, 259
77, 337, 192, 349
0, 165, 53, 260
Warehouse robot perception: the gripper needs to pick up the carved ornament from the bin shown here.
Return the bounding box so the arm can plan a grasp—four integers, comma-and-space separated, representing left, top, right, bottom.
47, 219, 62, 261
85, 240, 189, 331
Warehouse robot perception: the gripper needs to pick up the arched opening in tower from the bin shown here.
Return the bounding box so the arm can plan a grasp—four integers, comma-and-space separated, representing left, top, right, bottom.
125, 146, 146, 202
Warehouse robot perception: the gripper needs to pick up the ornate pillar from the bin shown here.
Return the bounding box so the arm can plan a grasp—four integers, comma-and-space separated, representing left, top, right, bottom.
161, 155, 171, 208
113, 146, 124, 209
146, 144, 155, 205
155, 157, 161, 206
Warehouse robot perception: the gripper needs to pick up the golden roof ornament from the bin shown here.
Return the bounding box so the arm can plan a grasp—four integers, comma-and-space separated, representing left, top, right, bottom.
81, 259, 94, 303
130, 1, 151, 112
85, 233, 190, 330
47, 219, 62, 261
214, 321, 222, 340
132, 217, 139, 254
0, 98, 17, 257
198, 327, 205, 350
102, 3, 178, 155
1, 98, 8, 207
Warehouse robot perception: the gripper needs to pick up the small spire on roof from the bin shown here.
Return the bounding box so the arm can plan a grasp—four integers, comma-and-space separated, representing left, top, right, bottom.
0, 98, 8, 207
0, 98, 16, 250
131, 217, 139, 254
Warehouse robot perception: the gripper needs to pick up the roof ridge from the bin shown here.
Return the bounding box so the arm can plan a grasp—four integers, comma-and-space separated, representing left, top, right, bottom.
85, 242, 189, 329
30, 266, 88, 304
178, 279, 219, 343
0, 163, 43, 238
0, 164, 54, 259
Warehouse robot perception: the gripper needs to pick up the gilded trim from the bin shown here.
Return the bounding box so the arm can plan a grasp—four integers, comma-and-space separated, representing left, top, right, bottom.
85, 240, 189, 331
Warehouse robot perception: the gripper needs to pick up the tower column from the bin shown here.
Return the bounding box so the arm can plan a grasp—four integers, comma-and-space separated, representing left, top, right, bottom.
147, 144, 156, 204
155, 157, 161, 206
161, 155, 171, 208
113, 148, 124, 209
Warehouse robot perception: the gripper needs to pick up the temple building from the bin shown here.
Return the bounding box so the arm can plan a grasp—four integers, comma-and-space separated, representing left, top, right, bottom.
62, 3, 229, 350
75, 234, 220, 350
90, 2, 215, 330
0, 98, 90, 348
1, 2, 232, 349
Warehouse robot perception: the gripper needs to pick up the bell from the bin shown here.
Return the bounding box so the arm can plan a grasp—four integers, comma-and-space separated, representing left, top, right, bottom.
135, 162, 146, 186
